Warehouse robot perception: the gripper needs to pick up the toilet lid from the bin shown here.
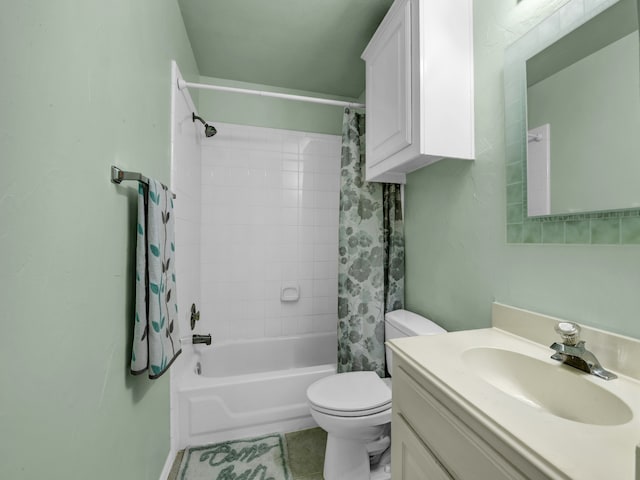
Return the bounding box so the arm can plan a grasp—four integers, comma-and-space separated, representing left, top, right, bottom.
307, 372, 392, 417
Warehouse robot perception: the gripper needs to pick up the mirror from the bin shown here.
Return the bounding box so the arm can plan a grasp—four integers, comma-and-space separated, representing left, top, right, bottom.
504, 0, 640, 244
525, 0, 640, 216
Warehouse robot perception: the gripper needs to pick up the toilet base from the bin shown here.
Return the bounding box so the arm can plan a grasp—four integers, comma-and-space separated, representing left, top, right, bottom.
323, 434, 392, 480
371, 444, 391, 479
370, 461, 392, 480
324, 434, 370, 480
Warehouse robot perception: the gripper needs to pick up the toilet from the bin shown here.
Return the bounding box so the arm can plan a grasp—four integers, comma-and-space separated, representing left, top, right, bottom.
306, 309, 446, 480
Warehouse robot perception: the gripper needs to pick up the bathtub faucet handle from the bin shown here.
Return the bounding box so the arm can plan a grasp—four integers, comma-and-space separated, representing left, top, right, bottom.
192, 334, 211, 346
190, 303, 200, 330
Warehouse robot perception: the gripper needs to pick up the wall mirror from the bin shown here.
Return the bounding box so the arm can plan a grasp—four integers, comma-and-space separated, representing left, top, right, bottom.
504, 0, 640, 244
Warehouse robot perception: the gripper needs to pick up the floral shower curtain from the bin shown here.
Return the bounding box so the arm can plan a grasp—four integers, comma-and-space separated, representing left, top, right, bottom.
337, 109, 405, 378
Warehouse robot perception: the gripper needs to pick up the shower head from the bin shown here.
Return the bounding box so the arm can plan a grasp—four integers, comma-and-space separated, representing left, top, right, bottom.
204, 124, 217, 138
192, 113, 217, 138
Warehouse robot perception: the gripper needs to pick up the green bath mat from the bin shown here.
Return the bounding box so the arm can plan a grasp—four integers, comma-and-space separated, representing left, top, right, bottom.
178, 433, 291, 480
285, 427, 327, 480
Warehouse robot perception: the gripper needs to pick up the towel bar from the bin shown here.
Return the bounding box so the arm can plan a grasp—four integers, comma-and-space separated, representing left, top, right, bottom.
111, 166, 176, 198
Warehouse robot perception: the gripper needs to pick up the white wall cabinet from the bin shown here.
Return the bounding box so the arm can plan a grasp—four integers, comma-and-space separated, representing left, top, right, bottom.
391, 356, 550, 480
362, 0, 475, 183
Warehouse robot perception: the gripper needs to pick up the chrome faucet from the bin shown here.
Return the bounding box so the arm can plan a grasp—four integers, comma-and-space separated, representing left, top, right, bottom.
550, 322, 617, 380
192, 334, 212, 345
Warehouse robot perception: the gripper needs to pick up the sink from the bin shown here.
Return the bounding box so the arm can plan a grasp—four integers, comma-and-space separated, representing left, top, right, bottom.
462, 347, 632, 426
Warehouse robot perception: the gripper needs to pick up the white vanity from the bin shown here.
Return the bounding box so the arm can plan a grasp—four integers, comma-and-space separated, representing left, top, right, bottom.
388, 303, 640, 479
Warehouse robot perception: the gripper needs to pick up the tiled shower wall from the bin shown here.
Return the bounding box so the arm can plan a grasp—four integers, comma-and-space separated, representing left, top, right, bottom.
171, 66, 202, 454
171, 69, 202, 345
200, 123, 341, 341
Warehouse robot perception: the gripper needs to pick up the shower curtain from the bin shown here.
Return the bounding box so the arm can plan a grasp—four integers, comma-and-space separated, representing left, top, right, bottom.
337, 109, 405, 378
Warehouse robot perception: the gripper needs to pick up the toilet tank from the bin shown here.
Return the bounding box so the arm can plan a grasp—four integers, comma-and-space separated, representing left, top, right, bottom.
384, 309, 446, 375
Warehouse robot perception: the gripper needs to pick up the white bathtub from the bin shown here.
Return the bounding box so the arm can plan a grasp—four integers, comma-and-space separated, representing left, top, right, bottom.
176, 332, 337, 448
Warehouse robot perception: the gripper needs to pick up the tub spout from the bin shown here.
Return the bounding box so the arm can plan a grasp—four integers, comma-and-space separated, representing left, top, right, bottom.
193, 334, 212, 345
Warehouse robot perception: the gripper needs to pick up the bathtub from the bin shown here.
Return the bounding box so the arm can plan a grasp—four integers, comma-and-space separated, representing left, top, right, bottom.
176, 332, 337, 448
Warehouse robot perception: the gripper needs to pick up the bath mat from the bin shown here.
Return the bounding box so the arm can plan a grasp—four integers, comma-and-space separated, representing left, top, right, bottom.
178, 433, 290, 480
285, 427, 327, 480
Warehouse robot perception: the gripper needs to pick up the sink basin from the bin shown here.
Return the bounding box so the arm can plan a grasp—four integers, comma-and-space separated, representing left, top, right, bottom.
462, 347, 632, 426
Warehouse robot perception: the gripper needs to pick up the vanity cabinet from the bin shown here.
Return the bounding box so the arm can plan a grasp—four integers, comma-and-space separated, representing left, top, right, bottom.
393, 415, 451, 480
361, 0, 475, 183
391, 354, 547, 480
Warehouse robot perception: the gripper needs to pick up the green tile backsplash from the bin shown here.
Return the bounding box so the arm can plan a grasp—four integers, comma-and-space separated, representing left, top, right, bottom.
621, 217, 640, 244
522, 222, 542, 243
565, 220, 591, 244
506, 182, 523, 205
542, 222, 565, 244
507, 203, 524, 224
591, 218, 621, 244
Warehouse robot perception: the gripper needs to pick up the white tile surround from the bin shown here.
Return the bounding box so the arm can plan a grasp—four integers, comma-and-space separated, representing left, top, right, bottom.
171, 69, 202, 344
200, 123, 341, 341
169, 62, 202, 463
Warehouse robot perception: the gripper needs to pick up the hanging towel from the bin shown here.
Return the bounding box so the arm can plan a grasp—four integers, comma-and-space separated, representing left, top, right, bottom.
130, 179, 181, 379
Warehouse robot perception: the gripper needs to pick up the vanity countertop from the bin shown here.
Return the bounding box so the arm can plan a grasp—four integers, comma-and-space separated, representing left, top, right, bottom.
389, 326, 640, 479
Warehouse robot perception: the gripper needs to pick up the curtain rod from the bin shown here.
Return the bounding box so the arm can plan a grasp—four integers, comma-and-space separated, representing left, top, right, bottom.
177, 79, 365, 109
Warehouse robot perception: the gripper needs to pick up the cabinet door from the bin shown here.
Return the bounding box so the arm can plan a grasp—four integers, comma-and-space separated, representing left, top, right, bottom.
392, 414, 453, 480
394, 365, 529, 480
366, 0, 412, 167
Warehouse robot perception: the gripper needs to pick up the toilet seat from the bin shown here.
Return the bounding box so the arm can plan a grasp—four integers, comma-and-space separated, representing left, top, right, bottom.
307, 371, 392, 417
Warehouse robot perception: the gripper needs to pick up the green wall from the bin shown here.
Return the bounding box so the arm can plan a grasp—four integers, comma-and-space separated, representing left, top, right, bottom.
196, 76, 359, 135
405, 0, 640, 339
0, 2, 198, 479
